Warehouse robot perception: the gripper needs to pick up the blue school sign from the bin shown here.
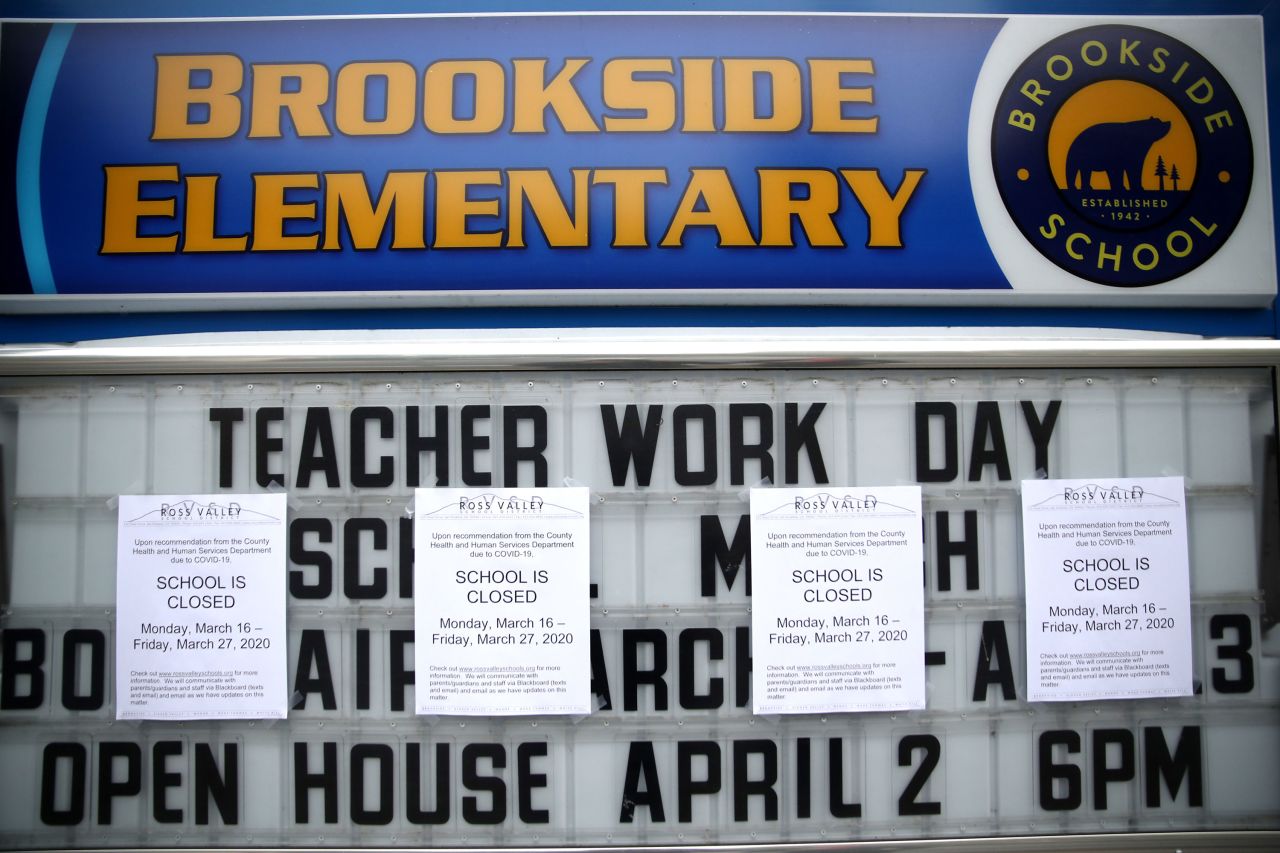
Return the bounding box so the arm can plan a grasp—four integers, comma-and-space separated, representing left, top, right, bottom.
0, 11, 1273, 308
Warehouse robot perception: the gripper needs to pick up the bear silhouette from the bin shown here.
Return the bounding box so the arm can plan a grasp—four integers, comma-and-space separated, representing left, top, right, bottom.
1064, 117, 1172, 191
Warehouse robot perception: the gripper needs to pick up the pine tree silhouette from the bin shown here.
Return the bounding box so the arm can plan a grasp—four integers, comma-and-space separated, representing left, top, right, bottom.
1170, 164, 1181, 191
1154, 155, 1168, 191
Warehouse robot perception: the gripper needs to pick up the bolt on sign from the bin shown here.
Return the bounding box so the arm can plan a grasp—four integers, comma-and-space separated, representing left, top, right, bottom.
0, 367, 1276, 847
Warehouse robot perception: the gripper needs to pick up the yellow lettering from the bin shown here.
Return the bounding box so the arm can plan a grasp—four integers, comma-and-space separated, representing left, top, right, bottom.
101, 165, 180, 253
1040, 213, 1064, 240
1204, 109, 1233, 134
507, 169, 590, 248
249, 64, 331, 138
1080, 40, 1107, 67
592, 169, 668, 247
1185, 77, 1214, 105
840, 168, 925, 248
513, 59, 600, 133
758, 169, 843, 247
808, 59, 876, 133
1019, 78, 1050, 107
152, 55, 243, 140
424, 60, 505, 134
251, 173, 320, 250
323, 171, 426, 250
602, 59, 676, 131
1167, 230, 1193, 258
433, 171, 503, 248
660, 169, 755, 247
1009, 110, 1036, 131
335, 62, 416, 136
1119, 39, 1140, 66
723, 59, 802, 132
1065, 230, 1089, 259
680, 59, 716, 132
1133, 243, 1159, 271
1097, 241, 1122, 271
1046, 55, 1073, 81
1190, 216, 1218, 237
183, 175, 248, 252
1148, 47, 1169, 75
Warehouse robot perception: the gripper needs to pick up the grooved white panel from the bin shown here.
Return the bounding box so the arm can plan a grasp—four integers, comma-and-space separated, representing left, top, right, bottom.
1, 368, 1275, 848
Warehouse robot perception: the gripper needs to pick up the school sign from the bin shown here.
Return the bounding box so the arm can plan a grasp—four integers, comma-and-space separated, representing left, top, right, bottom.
0, 13, 1272, 309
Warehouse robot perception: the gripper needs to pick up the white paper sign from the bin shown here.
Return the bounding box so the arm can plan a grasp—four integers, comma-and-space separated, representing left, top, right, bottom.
115, 493, 288, 720
414, 487, 590, 715
1022, 477, 1193, 702
750, 486, 925, 714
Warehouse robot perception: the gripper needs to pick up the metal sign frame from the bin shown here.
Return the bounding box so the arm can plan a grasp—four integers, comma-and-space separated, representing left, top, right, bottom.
0, 331, 1278, 852
4, 332, 1280, 374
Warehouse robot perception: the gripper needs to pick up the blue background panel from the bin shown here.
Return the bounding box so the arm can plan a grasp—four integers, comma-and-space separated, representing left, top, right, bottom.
1, 1, 1277, 341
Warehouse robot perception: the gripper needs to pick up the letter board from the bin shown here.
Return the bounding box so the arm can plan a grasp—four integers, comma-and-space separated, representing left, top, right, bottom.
0, 367, 1276, 847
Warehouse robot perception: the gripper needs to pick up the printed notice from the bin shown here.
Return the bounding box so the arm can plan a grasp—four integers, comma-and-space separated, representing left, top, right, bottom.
1022, 477, 1193, 702
750, 487, 925, 714
414, 487, 590, 715
115, 493, 287, 720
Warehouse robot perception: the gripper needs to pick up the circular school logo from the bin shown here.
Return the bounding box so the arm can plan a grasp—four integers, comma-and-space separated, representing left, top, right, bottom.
991, 25, 1252, 287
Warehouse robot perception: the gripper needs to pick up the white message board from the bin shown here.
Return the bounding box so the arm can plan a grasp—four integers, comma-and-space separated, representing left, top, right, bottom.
751, 486, 924, 714
413, 487, 591, 715
0, 368, 1275, 849
1022, 477, 1193, 702
114, 493, 288, 719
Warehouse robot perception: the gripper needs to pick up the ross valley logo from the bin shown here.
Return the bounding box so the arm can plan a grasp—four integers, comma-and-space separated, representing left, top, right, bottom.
992, 25, 1252, 287
1027, 483, 1181, 511
759, 492, 916, 519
